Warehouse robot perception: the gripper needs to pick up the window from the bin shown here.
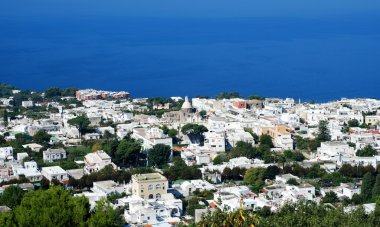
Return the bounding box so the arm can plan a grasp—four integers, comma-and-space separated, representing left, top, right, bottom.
141, 190, 144, 193
155, 184, 161, 190
156, 193, 161, 199
149, 194, 154, 199
148, 185, 153, 190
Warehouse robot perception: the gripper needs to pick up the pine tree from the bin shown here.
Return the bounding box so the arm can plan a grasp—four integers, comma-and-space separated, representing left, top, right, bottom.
373, 174, 380, 200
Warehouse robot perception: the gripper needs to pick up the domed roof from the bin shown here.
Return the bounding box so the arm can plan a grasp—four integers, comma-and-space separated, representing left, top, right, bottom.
181, 96, 192, 109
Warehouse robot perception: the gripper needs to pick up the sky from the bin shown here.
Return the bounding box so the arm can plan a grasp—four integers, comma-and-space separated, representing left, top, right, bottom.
1, 0, 380, 18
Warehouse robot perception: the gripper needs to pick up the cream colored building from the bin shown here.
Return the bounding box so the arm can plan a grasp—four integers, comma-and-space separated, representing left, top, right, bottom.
131, 173, 168, 199
365, 115, 380, 126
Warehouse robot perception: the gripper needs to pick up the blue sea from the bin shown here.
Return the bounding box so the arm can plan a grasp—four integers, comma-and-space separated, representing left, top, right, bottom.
0, 15, 379, 101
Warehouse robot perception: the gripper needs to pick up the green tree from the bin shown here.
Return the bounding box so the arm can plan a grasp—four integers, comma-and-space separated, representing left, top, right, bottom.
199, 110, 207, 119
115, 138, 141, 167
0, 186, 25, 208
286, 178, 299, 185
215, 92, 242, 100
316, 120, 331, 142
356, 145, 377, 157
148, 144, 171, 167
260, 134, 274, 148
181, 123, 208, 144
373, 174, 380, 200
197, 208, 260, 227
67, 114, 91, 136
348, 119, 360, 127
163, 157, 201, 182
44, 87, 62, 98
264, 165, 281, 180
361, 172, 375, 202
2, 109, 8, 126
321, 191, 339, 203
87, 199, 124, 227
213, 153, 229, 165
32, 130, 51, 144
14, 187, 90, 226
243, 167, 265, 192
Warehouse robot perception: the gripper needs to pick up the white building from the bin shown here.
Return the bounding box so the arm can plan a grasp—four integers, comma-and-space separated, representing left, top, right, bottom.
41, 166, 69, 183
21, 101, 34, 108
0, 147, 13, 160
84, 150, 117, 174
43, 148, 66, 163
132, 127, 173, 150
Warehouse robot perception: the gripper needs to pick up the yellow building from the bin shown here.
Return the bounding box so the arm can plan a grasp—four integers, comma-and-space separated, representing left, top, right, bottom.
365, 115, 380, 126
131, 173, 168, 199
261, 124, 292, 139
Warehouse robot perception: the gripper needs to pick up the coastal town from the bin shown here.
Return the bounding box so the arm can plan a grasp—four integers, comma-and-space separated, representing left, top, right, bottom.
1, 84, 380, 226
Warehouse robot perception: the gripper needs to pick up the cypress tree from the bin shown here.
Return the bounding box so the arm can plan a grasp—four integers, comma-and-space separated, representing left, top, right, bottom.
362, 172, 375, 202
2, 109, 8, 126
317, 120, 331, 142
373, 174, 380, 200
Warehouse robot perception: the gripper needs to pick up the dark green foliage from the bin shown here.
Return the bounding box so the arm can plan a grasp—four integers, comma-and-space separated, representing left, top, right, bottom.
286, 178, 299, 186
185, 198, 205, 216
66, 146, 92, 161
348, 119, 360, 127
14, 187, 90, 226
1, 109, 8, 126
222, 167, 246, 181
14, 133, 32, 146
163, 157, 202, 182
213, 153, 229, 165
321, 191, 339, 203
115, 137, 141, 167
283, 163, 326, 179
148, 144, 171, 167
197, 208, 260, 227
282, 150, 305, 162
215, 92, 242, 100
294, 136, 320, 151
248, 95, 265, 100
44, 87, 62, 98
0, 186, 25, 208
258, 201, 372, 227
67, 114, 91, 136
316, 120, 331, 142
74, 165, 134, 189
362, 172, 376, 202
243, 167, 265, 192
181, 123, 208, 144
318, 172, 351, 188
0, 187, 124, 227
87, 199, 124, 227
32, 130, 51, 144
160, 125, 178, 143
199, 110, 207, 119
259, 134, 274, 148
339, 164, 375, 178
230, 141, 256, 158
0, 83, 16, 98
264, 165, 281, 180
356, 145, 377, 157
373, 174, 380, 200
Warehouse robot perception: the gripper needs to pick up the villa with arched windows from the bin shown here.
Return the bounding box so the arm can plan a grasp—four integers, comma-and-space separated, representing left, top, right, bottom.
131, 173, 169, 199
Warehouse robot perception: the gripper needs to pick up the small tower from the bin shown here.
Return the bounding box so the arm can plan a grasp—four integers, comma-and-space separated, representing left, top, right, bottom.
181, 96, 193, 113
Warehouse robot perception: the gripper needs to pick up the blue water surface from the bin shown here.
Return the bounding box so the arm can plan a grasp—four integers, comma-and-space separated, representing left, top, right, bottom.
0, 15, 379, 101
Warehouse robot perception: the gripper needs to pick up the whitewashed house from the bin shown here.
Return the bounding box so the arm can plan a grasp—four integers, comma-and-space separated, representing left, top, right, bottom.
43, 148, 66, 163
